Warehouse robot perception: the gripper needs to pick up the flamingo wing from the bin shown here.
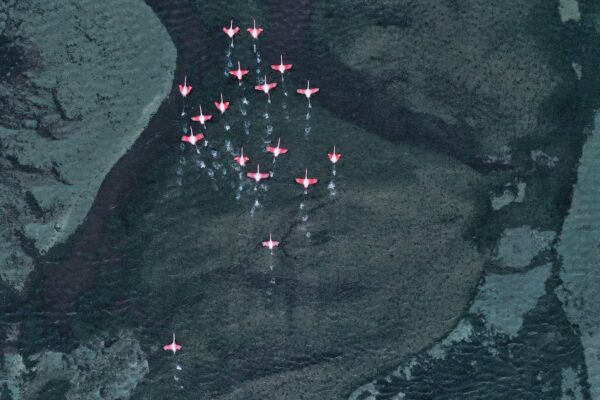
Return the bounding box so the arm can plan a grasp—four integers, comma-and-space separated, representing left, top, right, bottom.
178, 85, 191, 96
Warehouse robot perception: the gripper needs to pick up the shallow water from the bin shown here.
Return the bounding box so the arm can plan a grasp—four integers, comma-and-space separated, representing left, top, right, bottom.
2, 0, 600, 399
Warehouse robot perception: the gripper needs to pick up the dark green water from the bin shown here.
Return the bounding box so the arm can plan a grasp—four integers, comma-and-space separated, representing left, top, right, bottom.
4, 0, 600, 399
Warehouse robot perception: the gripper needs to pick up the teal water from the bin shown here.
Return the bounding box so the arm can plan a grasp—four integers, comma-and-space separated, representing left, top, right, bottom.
4, 0, 600, 399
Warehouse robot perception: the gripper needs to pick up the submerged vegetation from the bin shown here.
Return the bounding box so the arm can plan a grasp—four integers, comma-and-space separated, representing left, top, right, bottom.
2, 0, 600, 398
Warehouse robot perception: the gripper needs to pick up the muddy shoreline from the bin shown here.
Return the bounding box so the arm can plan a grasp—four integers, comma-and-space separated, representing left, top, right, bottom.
25, 0, 209, 319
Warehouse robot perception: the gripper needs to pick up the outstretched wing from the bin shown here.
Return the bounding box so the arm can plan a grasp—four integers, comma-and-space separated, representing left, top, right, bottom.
178, 85, 191, 97
234, 156, 248, 165
328, 153, 341, 162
